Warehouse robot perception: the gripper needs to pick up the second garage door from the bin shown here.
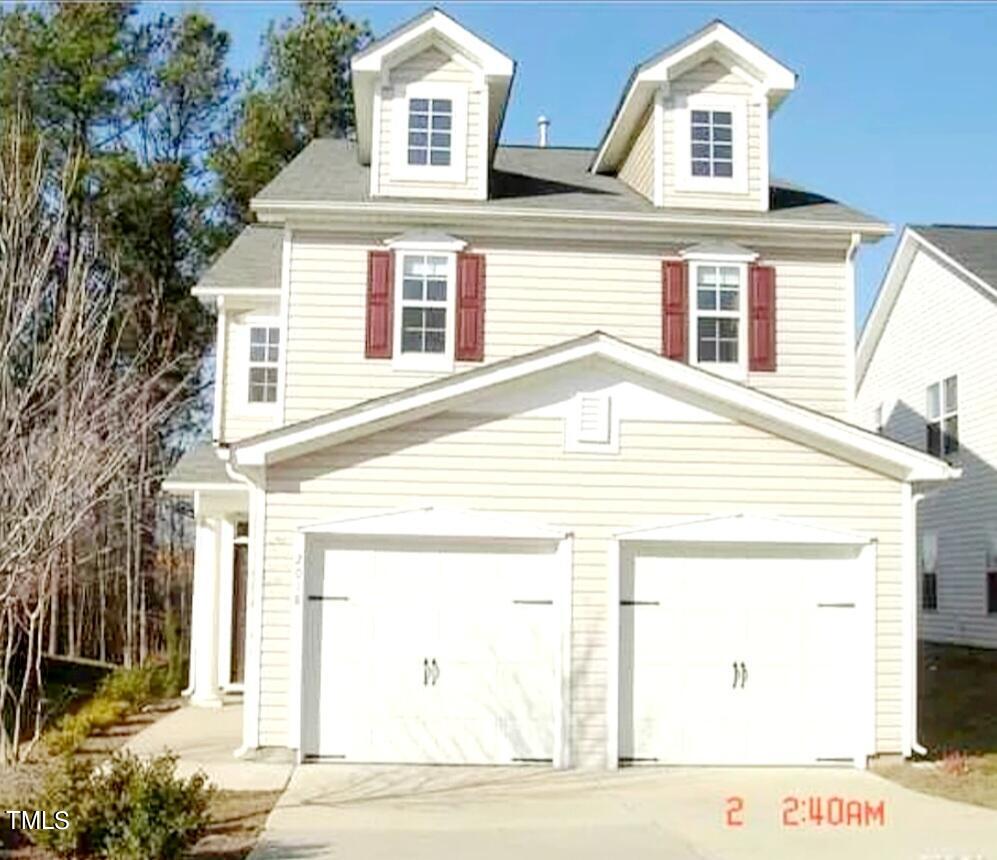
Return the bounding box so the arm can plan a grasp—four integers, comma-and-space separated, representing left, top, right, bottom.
619, 545, 871, 766
302, 540, 560, 765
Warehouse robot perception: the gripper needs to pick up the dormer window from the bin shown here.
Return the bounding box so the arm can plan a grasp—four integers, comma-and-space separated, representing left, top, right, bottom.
407, 98, 452, 166
691, 110, 733, 178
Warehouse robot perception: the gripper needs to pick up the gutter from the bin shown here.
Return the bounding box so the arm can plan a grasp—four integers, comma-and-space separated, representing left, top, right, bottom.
250, 198, 893, 239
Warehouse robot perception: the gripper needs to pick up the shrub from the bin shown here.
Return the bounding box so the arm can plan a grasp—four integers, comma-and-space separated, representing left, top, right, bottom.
97, 664, 163, 708
32, 751, 214, 859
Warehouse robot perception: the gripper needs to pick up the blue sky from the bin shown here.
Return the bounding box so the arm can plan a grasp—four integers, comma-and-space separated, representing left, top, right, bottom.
149, 2, 997, 330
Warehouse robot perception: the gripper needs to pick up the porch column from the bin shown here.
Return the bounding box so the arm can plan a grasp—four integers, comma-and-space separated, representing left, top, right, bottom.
190, 515, 223, 708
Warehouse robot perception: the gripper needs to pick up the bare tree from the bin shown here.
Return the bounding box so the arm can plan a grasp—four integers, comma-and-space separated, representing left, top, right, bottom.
0, 122, 191, 765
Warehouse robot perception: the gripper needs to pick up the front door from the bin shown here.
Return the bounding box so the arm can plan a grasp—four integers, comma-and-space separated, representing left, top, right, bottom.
230, 543, 248, 684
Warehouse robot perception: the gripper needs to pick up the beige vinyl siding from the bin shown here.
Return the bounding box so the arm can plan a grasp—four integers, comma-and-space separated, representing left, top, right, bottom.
222, 314, 281, 442
662, 59, 764, 211
857, 247, 997, 648
283, 235, 851, 423
617, 106, 654, 201
257, 412, 904, 758
375, 46, 483, 199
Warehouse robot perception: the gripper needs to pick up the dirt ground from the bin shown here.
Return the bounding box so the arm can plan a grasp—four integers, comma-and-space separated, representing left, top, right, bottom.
872, 641, 997, 810
0, 702, 279, 859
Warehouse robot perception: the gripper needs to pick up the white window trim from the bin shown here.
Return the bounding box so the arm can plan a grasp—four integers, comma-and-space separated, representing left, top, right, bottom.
243, 316, 281, 410
391, 249, 458, 372
391, 82, 468, 184
674, 94, 749, 195
687, 259, 749, 381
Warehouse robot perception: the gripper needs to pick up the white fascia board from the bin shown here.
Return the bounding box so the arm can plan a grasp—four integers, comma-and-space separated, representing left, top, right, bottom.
616, 513, 872, 546
351, 10, 513, 78
250, 198, 892, 240
300, 505, 568, 541
910, 229, 997, 303
191, 286, 281, 299
233, 333, 956, 483
161, 481, 245, 495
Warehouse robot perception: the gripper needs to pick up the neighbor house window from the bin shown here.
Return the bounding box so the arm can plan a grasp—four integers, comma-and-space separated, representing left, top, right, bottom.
400, 254, 449, 354
407, 98, 452, 166
920, 531, 938, 612
986, 532, 997, 614
691, 109, 733, 178
926, 376, 958, 457
695, 264, 741, 364
248, 326, 279, 403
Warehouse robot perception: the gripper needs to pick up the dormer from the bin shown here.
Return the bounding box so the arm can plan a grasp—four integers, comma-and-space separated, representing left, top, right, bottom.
592, 21, 796, 212
351, 9, 514, 201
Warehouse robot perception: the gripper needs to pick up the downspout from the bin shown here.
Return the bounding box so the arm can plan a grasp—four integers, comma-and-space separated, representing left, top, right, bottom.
844, 231, 861, 423
909, 490, 927, 757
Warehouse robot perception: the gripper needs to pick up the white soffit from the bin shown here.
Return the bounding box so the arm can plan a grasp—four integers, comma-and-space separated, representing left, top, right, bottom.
351, 9, 514, 164
617, 513, 871, 546
593, 20, 796, 174
300, 506, 568, 541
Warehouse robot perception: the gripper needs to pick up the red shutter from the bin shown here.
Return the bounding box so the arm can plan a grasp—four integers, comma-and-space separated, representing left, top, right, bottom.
365, 250, 393, 358
456, 252, 486, 361
662, 260, 688, 362
748, 263, 776, 372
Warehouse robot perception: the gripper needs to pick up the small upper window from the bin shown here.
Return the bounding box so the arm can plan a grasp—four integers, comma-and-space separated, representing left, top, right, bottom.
248, 326, 279, 404
695, 265, 740, 364
691, 110, 733, 178
407, 98, 452, 167
401, 254, 448, 354
926, 376, 958, 457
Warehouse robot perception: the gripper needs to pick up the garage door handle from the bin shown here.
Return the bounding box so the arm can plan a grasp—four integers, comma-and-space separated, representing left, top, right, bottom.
732, 661, 739, 688
739, 661, 748, 689
430, 658, 440, 686
423, 658, 429, 686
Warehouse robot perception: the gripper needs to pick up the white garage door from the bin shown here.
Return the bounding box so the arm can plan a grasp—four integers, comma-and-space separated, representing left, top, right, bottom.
620, 547, 870, 766
303, 540, 559, 764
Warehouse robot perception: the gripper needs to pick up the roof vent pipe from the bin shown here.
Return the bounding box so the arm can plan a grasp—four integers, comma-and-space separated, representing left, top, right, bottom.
537, 115, 550, 148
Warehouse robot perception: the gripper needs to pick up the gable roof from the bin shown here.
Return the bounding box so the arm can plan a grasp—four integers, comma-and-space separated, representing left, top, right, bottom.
592, 19, 797, 174
192, 225, 282, 298
857, 225, 997, 384
229, 331, 955, 485
162, 442, 239, 493
252, 139, 888, 235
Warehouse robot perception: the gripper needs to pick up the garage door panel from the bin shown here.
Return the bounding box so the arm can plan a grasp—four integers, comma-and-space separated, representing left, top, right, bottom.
621, 549, 867, 766
305, 541, 560, 765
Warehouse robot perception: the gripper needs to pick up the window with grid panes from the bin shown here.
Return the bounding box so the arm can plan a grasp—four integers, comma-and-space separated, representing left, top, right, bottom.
407, 98, 452, 166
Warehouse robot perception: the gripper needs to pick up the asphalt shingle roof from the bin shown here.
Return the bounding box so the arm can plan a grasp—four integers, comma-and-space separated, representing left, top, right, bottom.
198, 224, 283, 292
913, 225, 997, 289
253, 138, 885, 228
165, 442, 233, 488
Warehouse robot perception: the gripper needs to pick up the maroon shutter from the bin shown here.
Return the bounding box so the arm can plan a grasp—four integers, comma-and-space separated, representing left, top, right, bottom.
456, 253, 486, 361
748, 263, 776, 372
365, 250, 393, 358
662, 260, 688, 362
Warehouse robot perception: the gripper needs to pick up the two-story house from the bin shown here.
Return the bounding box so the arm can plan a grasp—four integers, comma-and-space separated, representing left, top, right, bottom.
164, 9, 955, 770
857, 225, 997, 650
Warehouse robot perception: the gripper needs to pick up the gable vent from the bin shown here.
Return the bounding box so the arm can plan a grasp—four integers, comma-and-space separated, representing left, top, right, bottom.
577, 394, 611, 444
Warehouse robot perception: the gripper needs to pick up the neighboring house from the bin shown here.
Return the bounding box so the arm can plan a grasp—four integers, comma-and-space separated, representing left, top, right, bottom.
857, 225, 997, 650
163, 9, 955, 770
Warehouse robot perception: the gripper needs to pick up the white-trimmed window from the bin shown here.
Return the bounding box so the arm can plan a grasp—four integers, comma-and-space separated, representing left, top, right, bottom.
691, 109, 733, 178
926, 376, 958, 457
392, 84, 467, 183
407, 97, 452, 166
248, 325, 280, 404
686, 259, 749, 377
919, 531, 938, 612
400, 254, 449, 354
675, 96, 748, 194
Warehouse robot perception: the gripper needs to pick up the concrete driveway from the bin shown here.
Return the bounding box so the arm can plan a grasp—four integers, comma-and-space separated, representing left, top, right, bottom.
249, 763, 997, 860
